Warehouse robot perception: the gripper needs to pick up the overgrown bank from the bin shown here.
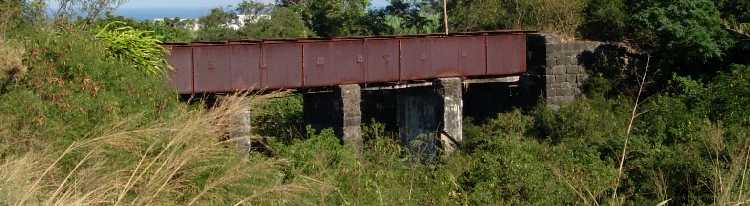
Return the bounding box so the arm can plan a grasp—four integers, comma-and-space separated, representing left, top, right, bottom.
1, 0, 749, 205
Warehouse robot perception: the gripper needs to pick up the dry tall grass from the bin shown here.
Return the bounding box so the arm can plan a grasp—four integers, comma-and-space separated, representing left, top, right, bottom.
0, 94, 311, 205
525, 0, 585, 39
0, 1, 20, 33
707, 124, 750, 205
0, 37, 27, 86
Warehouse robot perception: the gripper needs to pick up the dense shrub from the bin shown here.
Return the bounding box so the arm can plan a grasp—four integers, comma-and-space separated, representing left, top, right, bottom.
461, 102, 622, 204
0, 26, 181, 153
251, 93, 305, 141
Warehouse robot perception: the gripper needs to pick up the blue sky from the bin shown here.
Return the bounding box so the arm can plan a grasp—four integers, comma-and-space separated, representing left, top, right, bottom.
101, 0, 389, 19
118, 0, 388, 9
119, 0, 264, 9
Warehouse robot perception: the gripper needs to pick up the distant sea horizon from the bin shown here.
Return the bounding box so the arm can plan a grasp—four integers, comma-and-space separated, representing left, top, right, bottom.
114, 7, 217, 20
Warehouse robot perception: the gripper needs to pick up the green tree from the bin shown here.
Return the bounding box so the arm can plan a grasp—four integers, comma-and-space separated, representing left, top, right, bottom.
146, 17, 194, 42
195, 7, 240, 41
291, 0, 370, 37
53, 0, 128, 26
580, 0, 627, 41
236, 0, 272, 22
630, 0, 734, 65
380, 0, 440, 34
239, 7, 311, 39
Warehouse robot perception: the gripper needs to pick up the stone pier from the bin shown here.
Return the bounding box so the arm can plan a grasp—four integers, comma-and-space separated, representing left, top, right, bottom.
303, 84, 362, 151
396, 78, 463, 154
435, 78, 463, 153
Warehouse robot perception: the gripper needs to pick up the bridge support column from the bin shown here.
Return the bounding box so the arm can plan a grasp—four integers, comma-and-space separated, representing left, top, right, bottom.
398, 77, 462, 155
227, 98, 257, 154
303, 84, 362, 151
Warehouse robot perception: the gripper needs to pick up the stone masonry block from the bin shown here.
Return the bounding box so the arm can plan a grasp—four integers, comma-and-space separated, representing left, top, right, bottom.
546, 57, 558, 68
566, 65, 579, 74
560, 87, 573, 96
548, 82, 562, 89
566, 74, 578, 83
550, 65, 566, 75
546, 43, 565, 54
567, 55, 579, 65
560, 82, 571, 88
547, 87, 557, 97
545, 75, 555, 85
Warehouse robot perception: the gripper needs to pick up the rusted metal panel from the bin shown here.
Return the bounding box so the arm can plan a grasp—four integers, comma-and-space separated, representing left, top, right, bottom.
230, 44, 261, 90
429, 37, 460, 78
364, 39, 400, 83
456, 36, 486, 76
401, 36, 488, 80
166, 46, 193, 94
303, 40, 365, 87
486, 34, 527, 75
193, 45, 232, 93
261, 43, 302, 89
400, 38, 432, 81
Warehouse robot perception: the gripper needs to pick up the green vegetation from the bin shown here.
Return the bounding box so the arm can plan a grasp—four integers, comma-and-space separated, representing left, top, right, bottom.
95, 22, 169, 76
0, 0, 749, 205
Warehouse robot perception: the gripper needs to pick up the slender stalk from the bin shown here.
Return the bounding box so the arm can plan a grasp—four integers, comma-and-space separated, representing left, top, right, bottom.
612, 55, 650, 200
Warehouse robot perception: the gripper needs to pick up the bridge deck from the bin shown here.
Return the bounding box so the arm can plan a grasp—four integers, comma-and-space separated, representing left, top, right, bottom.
164, 30, 530, 94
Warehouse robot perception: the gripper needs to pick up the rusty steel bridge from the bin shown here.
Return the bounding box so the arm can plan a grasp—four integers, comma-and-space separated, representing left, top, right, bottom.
161, 31, 602, 154
164, 30, 530, 94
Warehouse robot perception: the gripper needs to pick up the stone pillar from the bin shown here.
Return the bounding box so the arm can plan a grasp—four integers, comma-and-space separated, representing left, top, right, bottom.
230, 105, 253, 138
436, 78, 463, 153
229, 100, 255, 154
338, 84, 362, 150
303, 84, 362, 151
397, 78, 463, 155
